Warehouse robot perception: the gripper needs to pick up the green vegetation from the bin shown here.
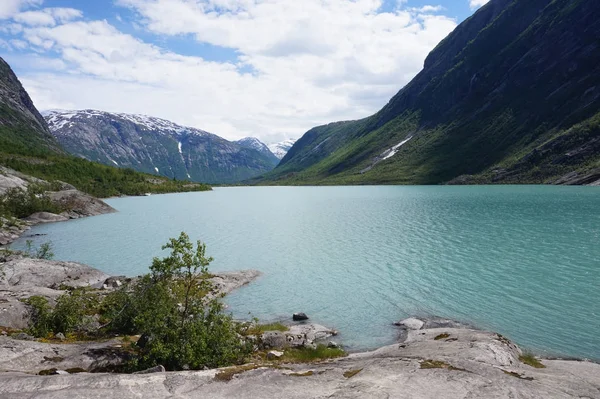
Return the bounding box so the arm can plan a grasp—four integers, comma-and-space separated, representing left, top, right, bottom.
245, 322, 289, 335
0, 183, 62, 219
279, 345, 346, 363
0, 153, 211, 198
24, 241, 54, 260
24, 233, 252, 372
519, 353, 545, 369
24, 288, 99, 338
434, 333, 451, 340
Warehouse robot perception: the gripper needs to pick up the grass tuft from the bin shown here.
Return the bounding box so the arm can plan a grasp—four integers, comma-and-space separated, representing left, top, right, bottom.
245, 322, 289, 335
214, 364, 262, 382
519, 353, 545, 369
281, 345, 346, 363
343, 369, 363, 378
420, 359, 467, 372
289, 371, 314, 377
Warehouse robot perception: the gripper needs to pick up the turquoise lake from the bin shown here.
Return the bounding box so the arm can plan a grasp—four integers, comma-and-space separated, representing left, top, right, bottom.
11, 186, 600, 360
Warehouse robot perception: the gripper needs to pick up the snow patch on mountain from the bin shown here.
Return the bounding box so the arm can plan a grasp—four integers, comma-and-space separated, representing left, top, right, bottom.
268, 139, 297, 160
44, 109, 209, 137
381, 136, 413, 161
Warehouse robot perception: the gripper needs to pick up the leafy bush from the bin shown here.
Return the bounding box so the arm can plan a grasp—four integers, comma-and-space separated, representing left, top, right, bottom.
128, 233, 252, 371
25, 289, 100, 337
23, 296, 53, 337
0, 184, 62, 219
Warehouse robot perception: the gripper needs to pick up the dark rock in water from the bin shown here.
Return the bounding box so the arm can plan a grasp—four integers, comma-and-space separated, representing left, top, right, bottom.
133, 365, 165, 374
292, 313, 309, 321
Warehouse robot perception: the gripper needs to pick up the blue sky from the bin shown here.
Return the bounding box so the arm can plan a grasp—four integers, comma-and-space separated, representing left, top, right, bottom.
0, 0, 489, 142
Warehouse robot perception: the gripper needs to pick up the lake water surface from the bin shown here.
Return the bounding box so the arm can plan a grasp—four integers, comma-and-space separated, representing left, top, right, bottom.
12, 186, 600, 360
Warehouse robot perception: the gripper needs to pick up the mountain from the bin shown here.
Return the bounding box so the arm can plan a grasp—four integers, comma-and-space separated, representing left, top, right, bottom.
268, 139, 297, 160
44, 110, 278, 184
235, 137, 279, 166
0, 57, 62, 155
0, 57, 210, 197
265, 0, 600, 186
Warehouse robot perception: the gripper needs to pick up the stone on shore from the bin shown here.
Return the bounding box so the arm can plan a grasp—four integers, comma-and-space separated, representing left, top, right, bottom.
261, 332, 287, 349
266, 351, 284, 360
49, 190, 116, 219
24, 212, 69, 224
395, 317, 425, 330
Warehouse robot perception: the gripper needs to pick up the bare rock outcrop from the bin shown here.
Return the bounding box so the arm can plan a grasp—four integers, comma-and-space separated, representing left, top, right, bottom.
1, 327, 598, 398
0, 255, 111, 329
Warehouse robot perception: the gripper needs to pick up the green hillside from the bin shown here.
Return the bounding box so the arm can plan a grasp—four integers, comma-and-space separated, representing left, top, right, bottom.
262, 0, 600, 186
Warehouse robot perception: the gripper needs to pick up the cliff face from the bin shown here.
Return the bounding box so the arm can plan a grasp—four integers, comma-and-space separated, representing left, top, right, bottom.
45, 110, 278, 184
267, 0, 600, 185
0, 57, 62, 155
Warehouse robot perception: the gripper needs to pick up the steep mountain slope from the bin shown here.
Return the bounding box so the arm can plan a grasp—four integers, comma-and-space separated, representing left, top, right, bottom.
268, 139, 297, 160
235, 137, 279, 166
45, 110, 278, 184
0, 57, 61, 155
0, 57, 210, 197
266, 0, 600, 185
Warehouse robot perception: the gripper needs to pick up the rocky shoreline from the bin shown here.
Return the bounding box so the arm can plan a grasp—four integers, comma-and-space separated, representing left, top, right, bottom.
0, 324, 598, 398
0, 166, 117, 246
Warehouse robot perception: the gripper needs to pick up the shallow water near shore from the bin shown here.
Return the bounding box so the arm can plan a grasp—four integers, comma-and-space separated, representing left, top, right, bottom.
12, 186, 600, 360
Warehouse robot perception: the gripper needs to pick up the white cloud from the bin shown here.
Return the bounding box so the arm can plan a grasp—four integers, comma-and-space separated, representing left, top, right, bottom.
9, 1, 457, 142
469, 0, 490, 9
14, 7, 83, 26
0, 0, 42, 19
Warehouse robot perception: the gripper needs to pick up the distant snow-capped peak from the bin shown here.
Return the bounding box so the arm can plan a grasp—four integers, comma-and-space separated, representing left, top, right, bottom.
43, 109, 209, 137
268, 138, 297, 159
235, 137, 272, 153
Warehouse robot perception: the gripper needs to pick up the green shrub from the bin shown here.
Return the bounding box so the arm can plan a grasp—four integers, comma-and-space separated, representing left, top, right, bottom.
128, 233, 252, 371
23, 296, 53, 337
25, 289, 100, 337
0, 184, 62, 219
24, 240, 54, 260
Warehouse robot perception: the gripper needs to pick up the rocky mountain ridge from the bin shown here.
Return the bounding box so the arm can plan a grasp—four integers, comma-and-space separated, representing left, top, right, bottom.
0, 58, 61, 155
265, 0, 600, 186
44, 110, 279, 184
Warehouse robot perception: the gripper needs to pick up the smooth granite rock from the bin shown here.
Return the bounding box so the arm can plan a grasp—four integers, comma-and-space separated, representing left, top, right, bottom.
395, 317, 425, 330
0, 327, 598, 398
24, 212, 69, 224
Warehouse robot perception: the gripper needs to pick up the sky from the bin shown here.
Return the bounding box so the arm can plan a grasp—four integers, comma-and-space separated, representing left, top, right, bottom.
0, 0, 490, 144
